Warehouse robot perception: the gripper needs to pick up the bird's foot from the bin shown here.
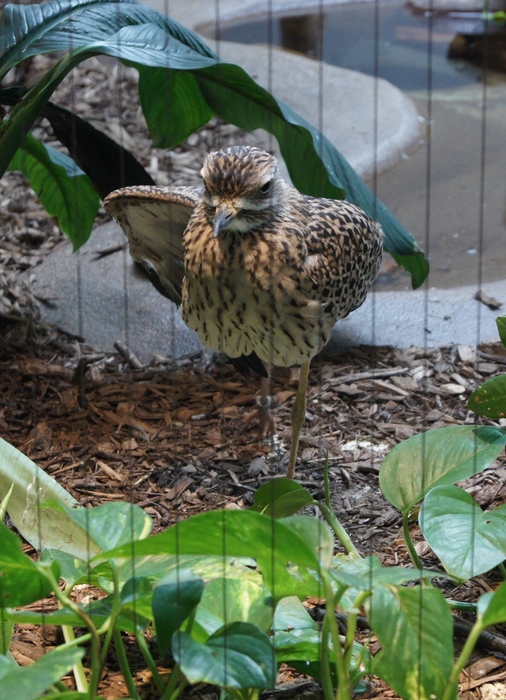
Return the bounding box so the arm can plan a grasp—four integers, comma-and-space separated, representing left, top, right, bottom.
255, 394, 277, 440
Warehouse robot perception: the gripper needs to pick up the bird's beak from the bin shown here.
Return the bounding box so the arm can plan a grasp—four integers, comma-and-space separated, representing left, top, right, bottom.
213, 203, 236, 238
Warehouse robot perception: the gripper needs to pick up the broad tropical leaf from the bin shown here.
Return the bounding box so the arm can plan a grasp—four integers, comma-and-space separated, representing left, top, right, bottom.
8, 131, 99, 248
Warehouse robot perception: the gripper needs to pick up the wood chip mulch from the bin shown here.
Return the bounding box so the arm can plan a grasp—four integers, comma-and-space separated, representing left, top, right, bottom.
3, 319, 506, 699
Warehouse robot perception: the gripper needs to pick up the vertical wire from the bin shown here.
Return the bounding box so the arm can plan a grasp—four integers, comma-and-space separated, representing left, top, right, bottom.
365, 0, 381, 684
418, 4, 435, 697
266, 2, 278, 688
212, 1, 230, 684
468, 11, 489, 678
313, 0, 325, 680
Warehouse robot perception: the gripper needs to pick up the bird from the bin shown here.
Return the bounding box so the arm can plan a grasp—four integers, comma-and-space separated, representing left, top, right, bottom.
104, 145, 383, 479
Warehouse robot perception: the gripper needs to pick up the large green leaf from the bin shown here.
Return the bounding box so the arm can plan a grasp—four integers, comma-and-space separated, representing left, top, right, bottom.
0, 522, 58, 607
379, 426, 506, 512
195, 576, 273, 639
48, 500, 152, 551
9, 132, 99, 249
0, 0, 215, 78
0, 647, 84, 700
153, 570, 204, 653
420, 485, 506, 580
173, 622, 276, 690
369, 585, 454, 700
0, 0, 427, 285
100, 511, 333, 603
0, 437, 96, 557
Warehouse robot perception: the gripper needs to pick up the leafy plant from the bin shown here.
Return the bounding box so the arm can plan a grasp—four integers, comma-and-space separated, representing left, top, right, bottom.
380, 315, 506, 582
0, 0, 428, 285
2, 434, 506, 700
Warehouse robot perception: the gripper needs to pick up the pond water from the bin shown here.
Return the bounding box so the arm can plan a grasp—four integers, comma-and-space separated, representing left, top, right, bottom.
201, 2, 506, 291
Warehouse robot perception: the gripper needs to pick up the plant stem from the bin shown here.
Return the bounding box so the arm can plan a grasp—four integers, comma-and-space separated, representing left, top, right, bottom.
322, 572, 351, 700
113, 628, 141, 700
499, 562, 506, 580
401, 510, 423, 570
160, 666, 187, 700
61, 621, 88, 692
447, 600, 478, 613
320, 614, 336, 700
343, 591, 370, 672
441, 621, 484, 700
135, 630, 165, 693
317, 501, 360, 556
39, 564, 103, 700
323, 452, 332, 511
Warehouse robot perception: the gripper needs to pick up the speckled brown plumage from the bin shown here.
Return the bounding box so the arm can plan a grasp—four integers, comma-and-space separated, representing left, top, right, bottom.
181, 146, 383, 366
104, 145, 383, 476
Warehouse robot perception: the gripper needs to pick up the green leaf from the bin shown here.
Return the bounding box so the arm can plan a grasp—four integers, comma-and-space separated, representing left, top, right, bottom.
420, 485, 506, 580
379, 426, 506, 512
0, 645, 83, 700
468, 374, 506, 420
47, 500, 152, 551
0, 617, 13, 655
9, 133, 99, 249
273, 595, 318, 632
173, 622, 276, 690
252, 478, 314, 518
0, 437, 93, 557
477, 581, 506, 626
40, 548, 89, 587
0, 522, 59, 607
369, 585, 453, 700
153, 570, 204, 653
195, 577, 273, 638
0, 0, 215, 78
497, 317, 506, 351
272, 596, 321, 662
332, 554, 425, 591
100, 510, 332, 572
137, 66, 213, 147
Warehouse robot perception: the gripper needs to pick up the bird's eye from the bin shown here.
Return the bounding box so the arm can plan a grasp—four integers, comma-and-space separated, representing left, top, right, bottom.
259, 180, 272, 196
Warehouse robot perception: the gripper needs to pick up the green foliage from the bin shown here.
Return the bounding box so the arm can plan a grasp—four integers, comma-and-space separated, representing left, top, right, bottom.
2, 438, 506, 700
468, 374, 506, 419
380, 425, 506, 512
0, 647, 85, 700
379, 316, 506, 585
420, 485, 506, 580
8, 132, 100, 250
369, 585, 454, 700
0, 0, 428, 287
0, 522, 59, 607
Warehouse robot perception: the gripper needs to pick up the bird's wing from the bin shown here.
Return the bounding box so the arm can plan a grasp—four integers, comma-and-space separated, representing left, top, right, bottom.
103, 185, 202, 305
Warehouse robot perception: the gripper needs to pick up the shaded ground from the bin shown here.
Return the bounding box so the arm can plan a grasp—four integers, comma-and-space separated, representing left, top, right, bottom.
2, 51, 506, 700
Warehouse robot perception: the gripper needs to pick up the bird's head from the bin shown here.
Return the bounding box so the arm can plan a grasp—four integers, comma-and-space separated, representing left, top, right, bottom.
200, 146, 285, 238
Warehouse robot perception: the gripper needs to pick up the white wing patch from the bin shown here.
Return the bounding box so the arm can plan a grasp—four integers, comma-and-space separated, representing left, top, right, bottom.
104, 186, 200, 305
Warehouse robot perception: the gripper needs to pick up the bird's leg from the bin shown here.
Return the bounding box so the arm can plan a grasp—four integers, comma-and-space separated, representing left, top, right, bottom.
256, 372, 276, 438
286, 359, 311, 479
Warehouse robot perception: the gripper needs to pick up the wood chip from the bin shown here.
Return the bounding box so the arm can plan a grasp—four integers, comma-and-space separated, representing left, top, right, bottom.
475, 290, 503, 310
